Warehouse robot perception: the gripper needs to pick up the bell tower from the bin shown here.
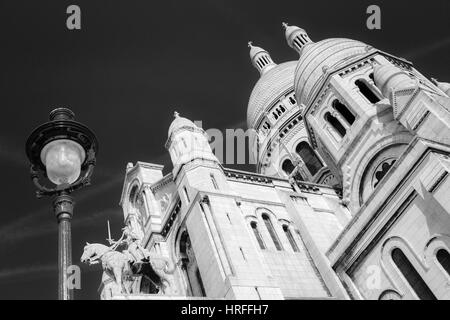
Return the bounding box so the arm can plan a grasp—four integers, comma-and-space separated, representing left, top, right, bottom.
165, 112, 284, 299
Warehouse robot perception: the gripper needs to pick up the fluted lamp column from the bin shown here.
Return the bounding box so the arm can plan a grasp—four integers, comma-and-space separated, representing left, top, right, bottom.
25, 108, 98, 300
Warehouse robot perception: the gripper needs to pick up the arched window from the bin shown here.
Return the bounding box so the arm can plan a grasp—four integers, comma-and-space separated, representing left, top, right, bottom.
281, 159, 304, 180
355, 79, 380, 103
136, 192, 147, 223
378, 289, 402, 300
332, 99, 355, 125
296, 142, 323, 176
391, 248, 436, 300
183, 186, 190, 203
289, 96, 296, 105
129, 185, 138, 205
282, 159, 295, 175
325, 112, 346, 138
293, 171, 304, 181
436, 248, 450, 276
181, 137, 188, 148
262, 214, 282, 251
373, 159, 396, 188
179, 231, 206, 297
294, 38, 302, 50
250, 221, 265, 249
262, 121, 271, 131
283, 225, 299, 252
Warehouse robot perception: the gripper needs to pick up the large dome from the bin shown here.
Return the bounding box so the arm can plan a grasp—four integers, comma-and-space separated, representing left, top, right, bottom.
294, 38, 371, 107
247, 61, 297, 129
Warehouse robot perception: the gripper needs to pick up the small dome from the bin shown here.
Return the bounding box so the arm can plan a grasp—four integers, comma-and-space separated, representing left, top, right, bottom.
247, 61, 297, 128
283, 23, 305, 42
248, 41, 277, 75
282, 22, 312, 54
168, 112, 196, 137
294, 38, 371, 107
373, 63, 415, 98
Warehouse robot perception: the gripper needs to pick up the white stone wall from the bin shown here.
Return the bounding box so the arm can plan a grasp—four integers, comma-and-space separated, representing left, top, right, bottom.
332, 148, 450, 300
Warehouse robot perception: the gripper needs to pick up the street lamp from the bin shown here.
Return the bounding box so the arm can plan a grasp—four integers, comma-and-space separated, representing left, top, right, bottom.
25, 108, 98, 300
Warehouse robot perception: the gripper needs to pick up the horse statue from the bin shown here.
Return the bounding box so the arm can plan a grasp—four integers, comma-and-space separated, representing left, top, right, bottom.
82, 222, 180, 298
81, 242, 132, 295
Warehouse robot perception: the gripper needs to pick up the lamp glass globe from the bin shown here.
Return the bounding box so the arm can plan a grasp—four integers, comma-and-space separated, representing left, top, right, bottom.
40, 139, 86, 185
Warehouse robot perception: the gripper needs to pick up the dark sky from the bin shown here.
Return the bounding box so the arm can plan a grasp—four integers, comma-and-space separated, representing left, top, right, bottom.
0, 0, 448, 299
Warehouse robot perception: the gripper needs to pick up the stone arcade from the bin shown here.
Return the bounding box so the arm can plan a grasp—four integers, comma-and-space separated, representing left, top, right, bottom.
83, 22, 450, 300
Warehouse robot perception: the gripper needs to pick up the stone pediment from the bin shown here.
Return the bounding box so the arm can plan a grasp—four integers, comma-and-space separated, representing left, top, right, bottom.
390, 86, 418, 119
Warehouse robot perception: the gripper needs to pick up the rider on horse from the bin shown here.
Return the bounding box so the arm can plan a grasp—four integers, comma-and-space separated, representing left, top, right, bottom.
109, 224, 150, 264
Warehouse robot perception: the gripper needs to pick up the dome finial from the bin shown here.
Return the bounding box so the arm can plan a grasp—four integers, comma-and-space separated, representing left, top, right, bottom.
173, 111, 180, 118
283, 23, 312, 55
248, 42, 277, 75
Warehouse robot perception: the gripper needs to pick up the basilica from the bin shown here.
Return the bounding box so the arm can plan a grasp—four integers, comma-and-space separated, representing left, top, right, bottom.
100, 23, 450, 300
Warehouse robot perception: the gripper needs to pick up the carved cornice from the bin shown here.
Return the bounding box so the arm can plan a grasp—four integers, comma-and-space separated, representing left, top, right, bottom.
150, 173, 174, 193
161, 198, 182, 237
224, 170, 273, 185
294, 181, 321, 193
383, 55, 413, 70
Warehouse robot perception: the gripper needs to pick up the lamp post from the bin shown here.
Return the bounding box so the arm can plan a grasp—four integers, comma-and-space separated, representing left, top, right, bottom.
25, 108, 98, 300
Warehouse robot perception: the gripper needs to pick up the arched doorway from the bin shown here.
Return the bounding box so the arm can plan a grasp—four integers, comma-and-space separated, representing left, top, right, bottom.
179, 231, 206, 297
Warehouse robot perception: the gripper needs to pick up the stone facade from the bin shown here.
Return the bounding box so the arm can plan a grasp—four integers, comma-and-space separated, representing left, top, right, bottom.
109, 23, 450, 300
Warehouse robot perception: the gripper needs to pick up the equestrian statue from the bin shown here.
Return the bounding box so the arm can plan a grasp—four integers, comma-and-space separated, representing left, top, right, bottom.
80, 222, 177, 299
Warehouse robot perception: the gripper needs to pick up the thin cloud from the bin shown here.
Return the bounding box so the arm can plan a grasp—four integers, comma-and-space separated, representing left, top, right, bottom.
402, 36, 450, 60
0, 138, 27, 167
0, 208, 118, 245
0, 262, 99, 284
0, 153, 168, 247
0, 172, 125, 246
0, 264, 56, 284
